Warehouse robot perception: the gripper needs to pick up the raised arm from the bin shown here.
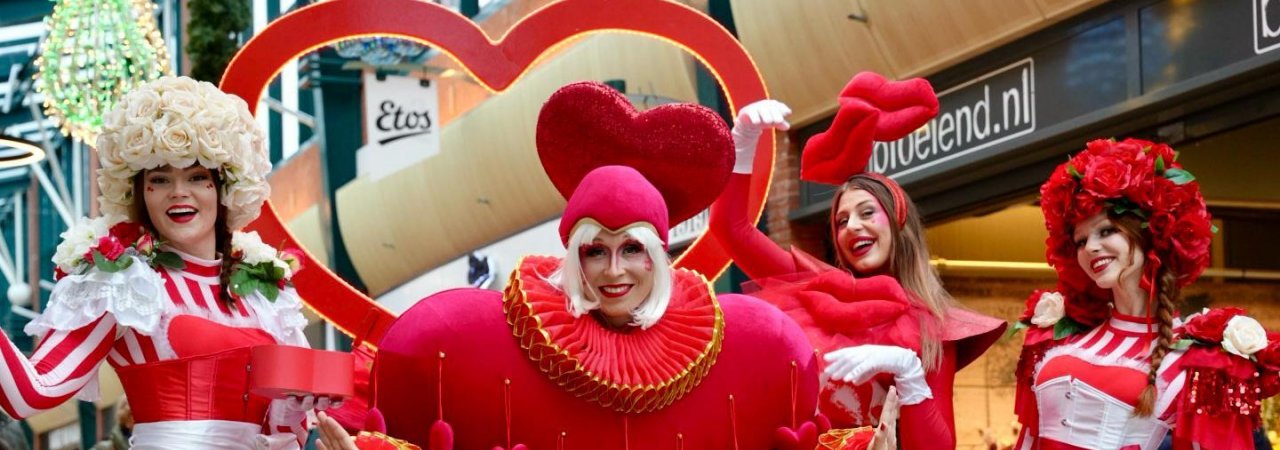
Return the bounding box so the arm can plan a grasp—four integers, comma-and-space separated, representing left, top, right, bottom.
708, 100, 802, 280
0, 316, 117, 418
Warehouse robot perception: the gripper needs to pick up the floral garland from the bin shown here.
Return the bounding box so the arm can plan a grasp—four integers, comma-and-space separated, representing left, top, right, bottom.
229, 231, 302, 302
53, 218, 302, 303
52, 216, 183, 279
95, 75, 272, 231
1038, 138, 1215, 323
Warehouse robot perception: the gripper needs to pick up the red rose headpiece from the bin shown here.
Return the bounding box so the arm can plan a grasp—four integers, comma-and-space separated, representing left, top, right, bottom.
536, 81, 734, 246
1040, 138, 1214, 304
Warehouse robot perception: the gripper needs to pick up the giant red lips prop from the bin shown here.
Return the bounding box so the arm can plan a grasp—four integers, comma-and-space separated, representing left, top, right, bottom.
220, 0, 776, 347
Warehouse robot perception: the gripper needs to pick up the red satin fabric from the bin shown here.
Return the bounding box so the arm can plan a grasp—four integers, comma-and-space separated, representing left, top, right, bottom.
168, 315, 277, 358
117, 316, 279, 424
117, 346, 272, 424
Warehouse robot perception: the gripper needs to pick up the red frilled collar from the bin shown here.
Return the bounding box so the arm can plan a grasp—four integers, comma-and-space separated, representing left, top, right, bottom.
502, 255, 723, 413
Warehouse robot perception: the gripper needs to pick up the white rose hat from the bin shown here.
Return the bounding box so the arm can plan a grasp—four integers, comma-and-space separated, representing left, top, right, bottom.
95, 75, 271, 231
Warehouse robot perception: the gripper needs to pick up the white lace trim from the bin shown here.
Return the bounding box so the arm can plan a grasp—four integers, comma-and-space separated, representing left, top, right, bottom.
26, 255, 166, 337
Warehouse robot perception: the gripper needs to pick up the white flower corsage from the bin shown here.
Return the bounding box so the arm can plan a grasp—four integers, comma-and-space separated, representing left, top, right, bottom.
229, 231, 303, 302
1030, 291, 1066, 328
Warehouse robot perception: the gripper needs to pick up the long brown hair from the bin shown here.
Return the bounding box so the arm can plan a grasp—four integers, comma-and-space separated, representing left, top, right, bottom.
1106, 213, 1177, 417
831, 174, 953, 370
131, 167, 235, 306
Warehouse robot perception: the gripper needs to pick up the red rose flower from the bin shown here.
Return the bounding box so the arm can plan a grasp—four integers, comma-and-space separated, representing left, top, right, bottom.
1184, 307, 1246, 343
1064, 293, 1109, 328
1019, 290, 1048, 323
94, 236, 127, 261
1169, 212, 1212, 282
109, 221, 144, 247
1082, 156, 1136, 198
1255, 338, 1280, 371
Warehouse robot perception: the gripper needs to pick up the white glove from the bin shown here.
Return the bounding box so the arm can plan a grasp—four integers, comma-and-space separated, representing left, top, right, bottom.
267, 395, 338, 446
823, 345, 933, 405
732, 99, 791, 174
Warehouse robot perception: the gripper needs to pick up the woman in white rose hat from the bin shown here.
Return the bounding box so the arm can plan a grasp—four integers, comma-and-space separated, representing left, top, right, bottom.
0, 76, 323, 449
1012, 137, 1280, 450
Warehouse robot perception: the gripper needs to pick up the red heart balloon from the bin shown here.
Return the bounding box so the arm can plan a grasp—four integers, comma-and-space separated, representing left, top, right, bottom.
536, 81, 733, 226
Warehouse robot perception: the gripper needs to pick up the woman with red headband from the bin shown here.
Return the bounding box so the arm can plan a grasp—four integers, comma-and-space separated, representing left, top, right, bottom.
1011, 138, 1279, 450
710, 72, 1005, 449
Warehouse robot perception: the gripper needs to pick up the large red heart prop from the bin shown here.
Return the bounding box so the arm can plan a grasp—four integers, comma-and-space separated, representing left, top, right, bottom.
219, 0, 775, 345
536, 81, 733, 226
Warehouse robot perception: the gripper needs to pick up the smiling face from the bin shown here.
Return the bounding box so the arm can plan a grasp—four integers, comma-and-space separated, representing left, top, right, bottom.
1073, 213, 1144, 291
578, 229, 656, 328
834, 189, 894, 275
141, 165, 219, 259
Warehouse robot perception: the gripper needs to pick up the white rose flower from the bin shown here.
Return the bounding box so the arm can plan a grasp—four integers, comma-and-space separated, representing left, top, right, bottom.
97, 172, 133, 202
154, 118, 197, 168
232, 231, 279, 265
1222, 315, 1268, 357
273, 259, 293, 280
195, 127, 232, 169
155, 75, 199, 93
123, 89, 162, 125
1030, 291, 1066, 328
160, 89, 202, 120
119, 124, 159, 170
102, 106, 127, 132
52, 216, 117, 272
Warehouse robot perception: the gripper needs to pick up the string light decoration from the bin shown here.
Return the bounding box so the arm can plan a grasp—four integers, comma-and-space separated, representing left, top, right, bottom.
34, 0, 172, 143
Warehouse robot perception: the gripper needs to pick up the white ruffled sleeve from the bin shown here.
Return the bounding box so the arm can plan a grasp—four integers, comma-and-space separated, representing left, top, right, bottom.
243, 286, 309, 348
24, 255, 167, 337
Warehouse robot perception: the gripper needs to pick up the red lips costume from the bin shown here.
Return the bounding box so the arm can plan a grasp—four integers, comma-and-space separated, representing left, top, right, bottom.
362, 81, 821, 450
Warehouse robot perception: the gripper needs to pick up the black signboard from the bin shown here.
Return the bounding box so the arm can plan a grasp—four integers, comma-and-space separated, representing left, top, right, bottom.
872, 59, 1035, 178
1259, 0, 1280, 54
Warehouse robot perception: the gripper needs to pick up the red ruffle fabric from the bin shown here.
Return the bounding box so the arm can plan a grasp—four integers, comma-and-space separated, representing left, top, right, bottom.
506, 255, 722, 412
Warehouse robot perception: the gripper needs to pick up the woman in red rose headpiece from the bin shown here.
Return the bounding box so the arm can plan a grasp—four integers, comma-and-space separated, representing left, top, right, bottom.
1012, 137, 1279, 450
709, 72, 1006, 450
318, 81, 824, 450
0, 76, 329, 449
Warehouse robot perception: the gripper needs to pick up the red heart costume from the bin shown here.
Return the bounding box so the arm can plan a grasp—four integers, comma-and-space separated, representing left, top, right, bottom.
363, 82, 821, 450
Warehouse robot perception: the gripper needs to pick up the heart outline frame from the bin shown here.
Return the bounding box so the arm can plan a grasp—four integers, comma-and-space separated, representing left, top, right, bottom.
220, 0, 776, 344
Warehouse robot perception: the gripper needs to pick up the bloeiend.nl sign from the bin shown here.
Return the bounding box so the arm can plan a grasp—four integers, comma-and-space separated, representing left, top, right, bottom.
872, 59, 1036, 179
357, 73, 442, 181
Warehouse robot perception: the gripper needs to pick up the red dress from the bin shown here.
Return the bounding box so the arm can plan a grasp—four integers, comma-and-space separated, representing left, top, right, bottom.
370, 255, 821, 449
1015, 312, 1266, 450
709, 174, 1006, 449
